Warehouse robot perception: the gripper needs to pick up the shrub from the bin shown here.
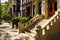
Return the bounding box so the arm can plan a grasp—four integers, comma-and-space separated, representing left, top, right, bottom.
20, 17, 30, 23
2, 13, 11, 22
12, 17, 31, 24
12, 17, 20, 24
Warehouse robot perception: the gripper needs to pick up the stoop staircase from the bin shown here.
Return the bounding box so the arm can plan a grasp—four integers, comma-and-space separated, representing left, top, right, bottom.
17, 10, 60, 40
0, 10, 60, 40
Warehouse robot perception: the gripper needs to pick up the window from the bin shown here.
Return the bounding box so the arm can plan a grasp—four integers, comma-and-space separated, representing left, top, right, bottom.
50, 4, 52, 12
33, 5, 35, 16
9, 8, 12, 17
13, 5, 16, 12
26, 6, 30, 16
38, 2, 42, 14
22, 9, 27, 16
16, 0, 20, 12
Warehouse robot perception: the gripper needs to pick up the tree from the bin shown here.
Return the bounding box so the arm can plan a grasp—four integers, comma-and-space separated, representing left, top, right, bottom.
0, 0, 2, 24
0, 0, 12, 24
3, 0, 12, 14
2, 13, 11, 22
1, 0, 12, 22
12, 17, 30, 29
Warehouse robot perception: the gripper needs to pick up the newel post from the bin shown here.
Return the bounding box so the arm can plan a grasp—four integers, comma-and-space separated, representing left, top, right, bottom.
18, 22, 24, 34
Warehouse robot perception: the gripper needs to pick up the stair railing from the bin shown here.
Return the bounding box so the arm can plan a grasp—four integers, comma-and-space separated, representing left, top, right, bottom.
18, 14, 43, 33
40, 11, 60, 36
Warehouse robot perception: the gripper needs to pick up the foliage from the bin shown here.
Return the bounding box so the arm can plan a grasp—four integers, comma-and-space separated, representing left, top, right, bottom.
0, 0, 12, 23
3, 0, 12, 14
20, 17, 30, 23
0, 0, 2, 23
12, 17, 20, 24
2, 13, 11, 21
12, 17, 31, 24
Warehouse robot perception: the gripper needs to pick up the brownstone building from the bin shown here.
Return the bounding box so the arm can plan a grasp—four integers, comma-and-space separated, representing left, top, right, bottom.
12, 0, 32, 17
12, 0, 57, 18
32, 0, 57, 18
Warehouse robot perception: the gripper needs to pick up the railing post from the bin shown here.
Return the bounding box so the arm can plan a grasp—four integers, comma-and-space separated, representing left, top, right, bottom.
42, 29, 45, 36
54, 18, 56, 22
51, 21, 53, 26
18, 22, 24, 34
57, 15, 59, 19
41, 28, 47, 40
46, 25, 49, 30
58, 13, 60, 17
58, 11, 60, 16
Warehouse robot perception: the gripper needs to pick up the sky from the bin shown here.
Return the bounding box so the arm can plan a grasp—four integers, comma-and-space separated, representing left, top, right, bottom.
1, 0, 8, 3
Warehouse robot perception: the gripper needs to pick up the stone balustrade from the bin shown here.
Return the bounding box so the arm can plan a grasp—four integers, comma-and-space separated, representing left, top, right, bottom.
41, 11, 60, 36
18, 10, 60, 40
35, 11, 60, 40
18, 14, 43, 33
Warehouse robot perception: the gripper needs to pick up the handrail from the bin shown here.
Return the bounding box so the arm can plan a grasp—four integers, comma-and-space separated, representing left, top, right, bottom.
40, 11, 60, 36
18, 14, 43, 33
18, 11, 60, 40
41, 11, 59, 29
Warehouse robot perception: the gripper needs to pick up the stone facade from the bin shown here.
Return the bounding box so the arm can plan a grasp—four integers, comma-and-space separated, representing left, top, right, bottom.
44, 0, 57, 18
12, 0, 57, 18
12, 0, 33, 17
